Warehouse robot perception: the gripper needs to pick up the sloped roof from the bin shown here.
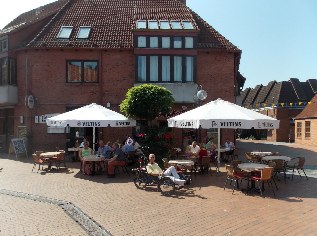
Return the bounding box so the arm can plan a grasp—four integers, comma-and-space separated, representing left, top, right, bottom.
296, 94, 317, 119
243, 84, 262, 106
242, 79, 317, 107
0, 0, 68, 34
253, 81, 276, 105
1, 0, 240, 51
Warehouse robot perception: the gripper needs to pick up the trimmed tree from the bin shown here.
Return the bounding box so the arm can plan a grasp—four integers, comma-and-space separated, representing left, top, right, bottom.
120, 84, 174, 163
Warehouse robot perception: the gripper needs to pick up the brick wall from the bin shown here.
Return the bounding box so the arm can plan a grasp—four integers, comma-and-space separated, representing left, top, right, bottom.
295, 119, 317, 146
13, 48, 237, 152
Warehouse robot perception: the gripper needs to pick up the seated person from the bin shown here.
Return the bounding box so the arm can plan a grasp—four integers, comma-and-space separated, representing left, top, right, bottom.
223, 138, 235, 162
187, 141, 200, 159
107, 142, 127, 178
97, 140, 106, 156
198, 143, 208, 161
146, 153, 186, 187
122, 139, 135, 154
205, 137, 215, 151
224, 138, 235, 154
79, 141, 93, 174
103, 141, 113, 158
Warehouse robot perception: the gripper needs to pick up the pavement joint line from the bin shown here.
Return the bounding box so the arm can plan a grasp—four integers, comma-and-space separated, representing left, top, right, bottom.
0, 189, 112, 236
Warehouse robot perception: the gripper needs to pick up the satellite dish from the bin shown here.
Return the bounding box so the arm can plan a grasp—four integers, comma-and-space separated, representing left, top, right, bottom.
197, 90, 207, 100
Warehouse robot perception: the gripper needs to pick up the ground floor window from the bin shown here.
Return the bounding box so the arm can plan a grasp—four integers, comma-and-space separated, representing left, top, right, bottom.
296, 122, 302, 138
305, 121, 311, 138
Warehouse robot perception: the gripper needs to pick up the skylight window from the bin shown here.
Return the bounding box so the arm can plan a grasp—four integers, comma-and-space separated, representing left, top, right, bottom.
159, 20, 171, 29
148, 20, 159, 29
77, 26, 91, 39
57, 26, 73, 39
182, 21, 195, 29
136, 20, 147, 29
170, 21, 182, 29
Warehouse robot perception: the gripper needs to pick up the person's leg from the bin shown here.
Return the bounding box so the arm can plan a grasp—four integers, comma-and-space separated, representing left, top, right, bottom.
108, 160, 126, 176
164, 166, 185, 186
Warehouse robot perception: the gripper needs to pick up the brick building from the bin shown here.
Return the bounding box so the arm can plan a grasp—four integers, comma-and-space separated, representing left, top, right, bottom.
294, 94, 317, 146
240, 78, 317, 142
0, 0, 243, 152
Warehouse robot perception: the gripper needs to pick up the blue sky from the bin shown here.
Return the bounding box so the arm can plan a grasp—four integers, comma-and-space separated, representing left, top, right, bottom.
1, 0, 316, 89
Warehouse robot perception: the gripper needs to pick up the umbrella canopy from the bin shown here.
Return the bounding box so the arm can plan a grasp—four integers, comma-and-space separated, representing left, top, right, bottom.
46, 103, 136, 151
46, 103, 136, 128
167, 98, 279, 168
168, 98, 279, 130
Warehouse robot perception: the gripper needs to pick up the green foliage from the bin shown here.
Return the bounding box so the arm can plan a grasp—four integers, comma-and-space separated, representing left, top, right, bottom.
120, 84, 174, 121
136, 126, 174, 167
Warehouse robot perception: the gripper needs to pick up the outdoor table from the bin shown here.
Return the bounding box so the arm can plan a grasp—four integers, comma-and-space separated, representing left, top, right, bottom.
168, 159, 195, 174
40, 152, 62, 169
40, 151, 61, 158
261, 156, 292, 162
238, 163, 268, 172
168, 160, 195, 166
68, 147, 81, 161
251, 151, 272, 156
238, 163, 268, 193
82, 155, 106, 176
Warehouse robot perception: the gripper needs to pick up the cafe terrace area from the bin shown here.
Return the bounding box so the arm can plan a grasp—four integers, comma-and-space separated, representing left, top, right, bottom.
1, 140, 317, 235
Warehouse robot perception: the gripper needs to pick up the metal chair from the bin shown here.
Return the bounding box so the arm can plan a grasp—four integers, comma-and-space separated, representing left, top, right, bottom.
286, 157, 308, 181
249, 167, 275, 197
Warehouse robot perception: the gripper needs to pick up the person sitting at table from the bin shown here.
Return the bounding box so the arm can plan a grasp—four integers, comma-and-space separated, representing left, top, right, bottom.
146, 153, 186, 187
97, 140, 106, 156
187, 141, 200, 159
79, 141, 93, 174
103, 141, 113, 159
223, 138, 235, 162
107, 142, 127, 178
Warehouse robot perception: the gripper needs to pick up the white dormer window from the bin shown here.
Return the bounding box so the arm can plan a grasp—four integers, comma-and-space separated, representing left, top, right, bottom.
148, 20, 159, 29
57, 26, 73, 39
77, 26, 91, 39
159, 20, 171, 29
182, 21, 195, 29
136, 20, 147, 29
171, 21, 182, 29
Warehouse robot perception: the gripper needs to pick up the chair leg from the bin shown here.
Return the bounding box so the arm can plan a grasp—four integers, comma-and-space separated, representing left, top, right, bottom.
291, 167, 295, 181
269, 180, 276, 198
224, 178, 229, 190
272, 177, 279, 190
300, 168, 308, 180
258, 181, 263, 196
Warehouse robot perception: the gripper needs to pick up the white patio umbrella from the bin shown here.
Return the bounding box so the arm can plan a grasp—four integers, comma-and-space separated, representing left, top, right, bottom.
46, 103, 136, 150
167, 98, 279, 167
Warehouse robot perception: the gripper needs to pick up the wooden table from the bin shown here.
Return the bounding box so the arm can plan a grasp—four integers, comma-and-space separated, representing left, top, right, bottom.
40, 152, 62, 169
82, 155, 107, 176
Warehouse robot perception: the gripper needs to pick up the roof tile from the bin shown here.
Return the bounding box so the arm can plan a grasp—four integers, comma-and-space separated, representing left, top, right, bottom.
2, 0, 240, 51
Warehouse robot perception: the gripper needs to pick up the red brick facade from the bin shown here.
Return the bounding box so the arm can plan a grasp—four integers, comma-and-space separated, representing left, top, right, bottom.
1, 0, 241, 153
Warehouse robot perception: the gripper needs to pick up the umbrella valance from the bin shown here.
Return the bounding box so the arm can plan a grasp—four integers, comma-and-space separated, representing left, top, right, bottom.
168, 98, 279, 129
46, 103, 136, 127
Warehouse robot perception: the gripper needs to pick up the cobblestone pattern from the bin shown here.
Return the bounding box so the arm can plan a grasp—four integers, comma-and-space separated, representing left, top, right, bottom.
1, 140, 317, 235
0, 189, 112, 236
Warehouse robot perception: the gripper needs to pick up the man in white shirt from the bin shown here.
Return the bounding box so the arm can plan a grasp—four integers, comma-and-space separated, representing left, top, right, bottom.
188, 141, 200, 159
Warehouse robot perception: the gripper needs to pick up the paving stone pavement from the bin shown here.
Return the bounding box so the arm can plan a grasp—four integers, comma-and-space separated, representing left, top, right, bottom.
0, 140, 317, 236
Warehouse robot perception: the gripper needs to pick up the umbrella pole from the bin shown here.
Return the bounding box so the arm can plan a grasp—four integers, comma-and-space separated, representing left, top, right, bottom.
93, 127, 95, 154
217, 128, 220, 172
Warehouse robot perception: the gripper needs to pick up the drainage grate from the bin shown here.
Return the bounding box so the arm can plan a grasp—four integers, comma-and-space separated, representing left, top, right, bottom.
0, 189, 112, 236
